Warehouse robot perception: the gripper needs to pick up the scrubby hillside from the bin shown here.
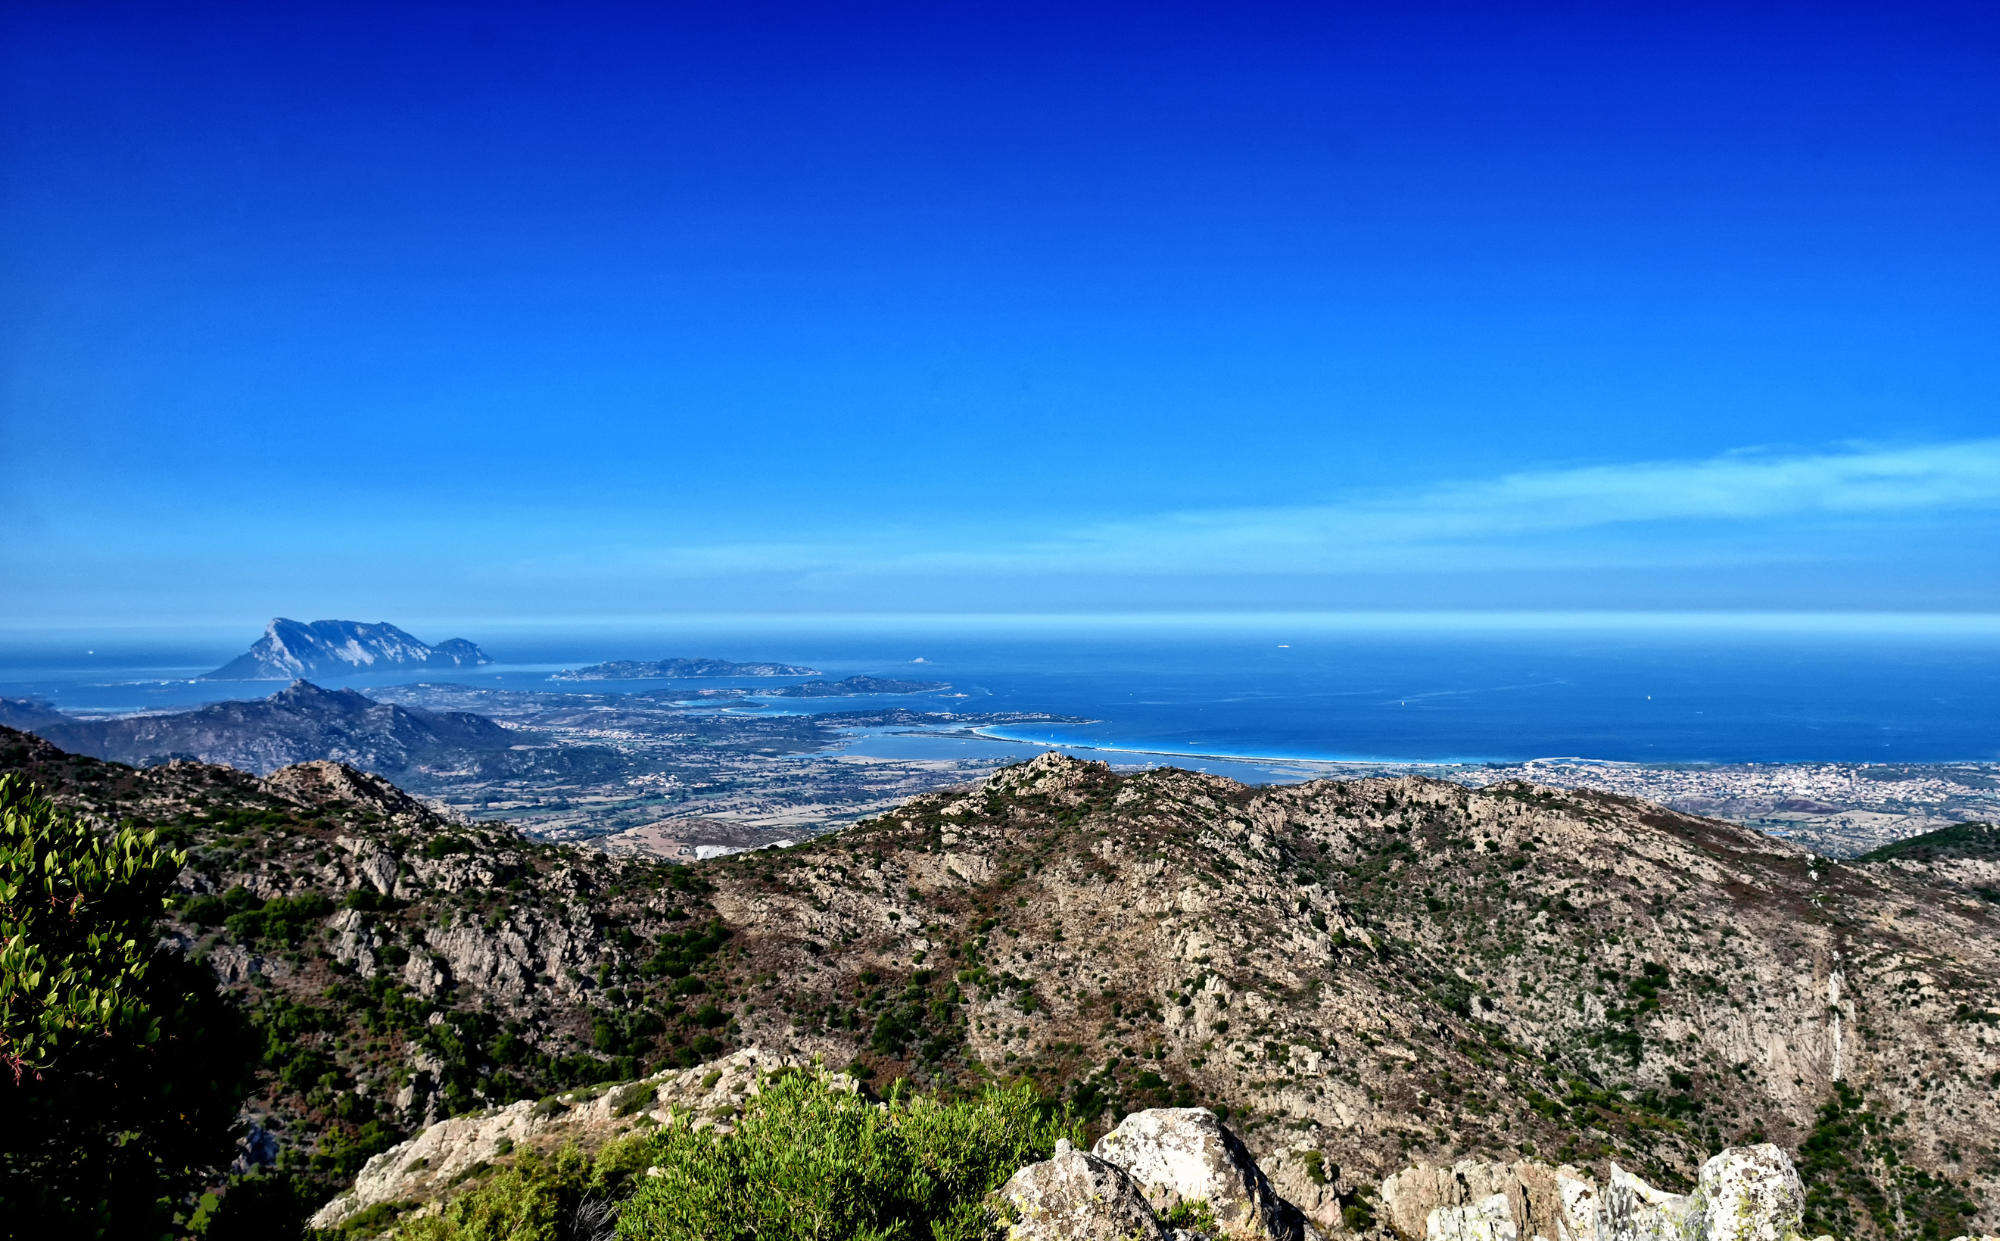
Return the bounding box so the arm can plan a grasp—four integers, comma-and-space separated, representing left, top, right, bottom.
3, 732, 1994, 1240
699, 754, 1999, 1240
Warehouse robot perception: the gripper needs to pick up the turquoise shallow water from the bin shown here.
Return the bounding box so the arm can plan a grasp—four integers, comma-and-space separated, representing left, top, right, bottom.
3, 614, 1997, 765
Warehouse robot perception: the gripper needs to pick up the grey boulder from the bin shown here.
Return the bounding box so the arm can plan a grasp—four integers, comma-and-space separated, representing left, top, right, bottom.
997, 1138, 1170, 1240
1092, 1107, 1318, 1241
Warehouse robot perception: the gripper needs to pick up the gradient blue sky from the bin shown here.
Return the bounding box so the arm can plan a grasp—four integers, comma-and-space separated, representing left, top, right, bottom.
4, 1, 1999, 623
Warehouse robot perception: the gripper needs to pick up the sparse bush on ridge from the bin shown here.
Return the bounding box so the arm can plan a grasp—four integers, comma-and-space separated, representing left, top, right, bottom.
390, 1142, 621, 1241
387, 1072, 1076, 1241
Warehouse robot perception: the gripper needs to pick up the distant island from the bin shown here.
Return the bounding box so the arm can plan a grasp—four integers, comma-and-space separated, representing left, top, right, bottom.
202, 618, 493, 680
551, 657, 819, 681
761, 675, 947, 697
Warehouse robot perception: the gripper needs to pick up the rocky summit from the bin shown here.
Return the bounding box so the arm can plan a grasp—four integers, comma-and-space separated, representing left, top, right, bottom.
686, 752, 2000, 1240
2, 736, 1995, 1239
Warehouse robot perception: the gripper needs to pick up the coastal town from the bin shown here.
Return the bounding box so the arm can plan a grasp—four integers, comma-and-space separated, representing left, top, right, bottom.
1456, 757, 2000, 856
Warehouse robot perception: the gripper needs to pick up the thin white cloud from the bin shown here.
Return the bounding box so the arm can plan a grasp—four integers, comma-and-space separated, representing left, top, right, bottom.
984, 438, 2000, 573
310, 437, 2000, 582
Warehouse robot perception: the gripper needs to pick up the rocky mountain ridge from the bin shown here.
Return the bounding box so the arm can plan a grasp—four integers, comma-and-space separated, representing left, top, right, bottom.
203, 618, 491, 680
3, 735, 1994, 1240
695, 753, 1997, 1240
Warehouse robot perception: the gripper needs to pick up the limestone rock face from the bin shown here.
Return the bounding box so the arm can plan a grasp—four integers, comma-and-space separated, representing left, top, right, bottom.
1092, 1107, 1316, 1241
1379, 1159, 1595, 1241
998, 1139, 1170, 1240
1691, 1145, 1804, 1241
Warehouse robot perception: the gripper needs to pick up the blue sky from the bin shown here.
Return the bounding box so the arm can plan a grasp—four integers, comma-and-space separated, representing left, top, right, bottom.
4, 1, 1998, 622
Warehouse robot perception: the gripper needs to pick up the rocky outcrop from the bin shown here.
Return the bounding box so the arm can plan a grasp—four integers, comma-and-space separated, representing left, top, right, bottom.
1381, 1147, 1814, 1241
1687, 1146, 1804, 1241
1379, 1159, 1596, 1241
1593, 1164, 1693, 1241
1258, 1147, 1351, 1235
1093, 1108, 1317, 1241
311, 1047, 823, 1230
264, 759, 443, 822
699, 752, 2000, 1239
998, 1139, 1171, 1240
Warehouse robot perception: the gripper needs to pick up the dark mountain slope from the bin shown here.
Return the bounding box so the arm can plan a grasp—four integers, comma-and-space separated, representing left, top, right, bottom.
0, 696, 69, 729
32, 680, 623, 782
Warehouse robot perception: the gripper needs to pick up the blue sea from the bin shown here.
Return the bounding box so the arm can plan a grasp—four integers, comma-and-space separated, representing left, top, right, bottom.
3, 614, 1997, 774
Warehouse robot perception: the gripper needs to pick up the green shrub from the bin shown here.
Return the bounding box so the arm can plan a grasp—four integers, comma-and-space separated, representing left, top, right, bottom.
639, 921, 730, 980
617, 1072, 1076, 1241
608, 1082, 657, 1118
423, 836, 475, 860
1163, 1199, 1219, 1233
0, 774, 258, 1236
224, 891, 333, 947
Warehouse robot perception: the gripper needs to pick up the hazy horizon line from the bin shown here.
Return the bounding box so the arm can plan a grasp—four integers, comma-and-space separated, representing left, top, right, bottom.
6, 608, 2000, 637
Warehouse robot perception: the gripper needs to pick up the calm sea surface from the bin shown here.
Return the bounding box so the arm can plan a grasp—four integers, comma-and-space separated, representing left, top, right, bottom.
2, 614, 1996, 767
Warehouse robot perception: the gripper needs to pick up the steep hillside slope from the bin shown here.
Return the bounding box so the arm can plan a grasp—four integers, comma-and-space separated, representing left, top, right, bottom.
702, 754, 1999, 1240
4, 733, 1993, 1240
